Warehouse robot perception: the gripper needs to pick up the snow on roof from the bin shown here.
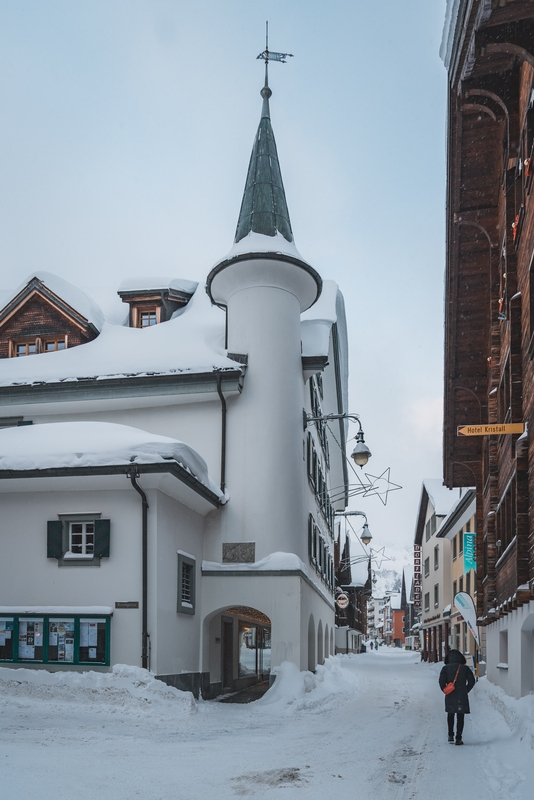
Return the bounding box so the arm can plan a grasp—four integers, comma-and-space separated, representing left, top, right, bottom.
0, 421, 224, 500
202, 552, 307, 573
389, 592, 402, 610
0, 606, 113, 616
4, 271, 105, 332
422, 479, 459, 516
349, 558, 369, 588
0, 284, 238, 386
220, 230, 308, 264
403, 565, 414, 590
118, 277, 198, 295
301, 281, 349, 422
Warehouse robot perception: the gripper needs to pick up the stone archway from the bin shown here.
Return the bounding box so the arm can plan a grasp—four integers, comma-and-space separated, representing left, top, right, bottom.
308, 614, 316, 672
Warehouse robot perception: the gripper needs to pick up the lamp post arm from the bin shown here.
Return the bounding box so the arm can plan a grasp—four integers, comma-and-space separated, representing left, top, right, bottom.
304, 412, 363, 431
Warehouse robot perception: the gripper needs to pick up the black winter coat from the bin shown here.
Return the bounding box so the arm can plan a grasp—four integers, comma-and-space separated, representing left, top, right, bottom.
438, 650, 475, 714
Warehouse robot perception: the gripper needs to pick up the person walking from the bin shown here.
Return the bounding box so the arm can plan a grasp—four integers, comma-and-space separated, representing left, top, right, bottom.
438, 649, 475, 745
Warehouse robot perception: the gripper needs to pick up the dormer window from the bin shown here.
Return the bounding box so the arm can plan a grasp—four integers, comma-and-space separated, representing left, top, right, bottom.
9, 337, 68, 357
117, 278, 198, 328
140, 311, 157, 328
15, 341, 38, 357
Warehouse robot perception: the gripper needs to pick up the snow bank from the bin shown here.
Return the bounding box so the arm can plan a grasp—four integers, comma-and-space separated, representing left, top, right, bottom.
257, 657, 360, 714
475, 676, 534, 747
0, 421, 225, 501
0, 663, 196, 715
202, 552, 308, 573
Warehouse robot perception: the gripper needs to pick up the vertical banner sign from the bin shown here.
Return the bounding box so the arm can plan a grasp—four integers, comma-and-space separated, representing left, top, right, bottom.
454, 592, 480, 646
463, 533, 476, 572
413, 545, 422, 608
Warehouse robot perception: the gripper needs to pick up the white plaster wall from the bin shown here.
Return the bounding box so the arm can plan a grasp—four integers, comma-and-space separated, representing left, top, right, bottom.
210, 284, 305, 562
0, 488, 143, 668
486, 600, 534, 699
200, 573, 334, 675
150, 490, 205, 676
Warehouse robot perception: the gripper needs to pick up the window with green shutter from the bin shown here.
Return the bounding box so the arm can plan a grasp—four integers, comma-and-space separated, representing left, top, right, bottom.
177, 552, 195, 615
47, 514, 110, 565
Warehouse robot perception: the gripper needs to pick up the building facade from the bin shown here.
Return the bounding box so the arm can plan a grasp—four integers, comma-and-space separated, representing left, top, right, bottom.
442, 0, 534, 697
0, 73, 354, 695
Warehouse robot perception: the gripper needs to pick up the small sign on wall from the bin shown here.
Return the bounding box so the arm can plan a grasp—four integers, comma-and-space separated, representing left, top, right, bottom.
115, 601, 139, 609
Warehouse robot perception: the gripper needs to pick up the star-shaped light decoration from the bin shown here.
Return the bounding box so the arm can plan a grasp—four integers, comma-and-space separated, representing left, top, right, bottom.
362, 467, 402, 506
368, 546, 391, 570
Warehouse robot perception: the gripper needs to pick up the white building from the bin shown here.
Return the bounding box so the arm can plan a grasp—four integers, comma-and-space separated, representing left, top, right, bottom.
0, 74, 355, 696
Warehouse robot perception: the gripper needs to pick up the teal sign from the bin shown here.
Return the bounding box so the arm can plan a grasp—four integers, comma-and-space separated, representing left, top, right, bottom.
463, 533, 476, 572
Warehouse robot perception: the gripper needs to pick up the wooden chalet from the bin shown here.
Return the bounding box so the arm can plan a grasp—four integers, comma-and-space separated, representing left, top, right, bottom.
443, 0, 534, 696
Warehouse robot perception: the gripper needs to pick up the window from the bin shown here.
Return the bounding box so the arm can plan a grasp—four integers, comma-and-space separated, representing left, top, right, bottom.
453, 580, 457, 598
434, 584, 439, 608
47, 514, 110, 565
0, 615, 110, 665
140, 310, 157, 327
15, 341, 37, 357
177, 552, 195, 615
424, 592, 430, 612
453, 535, 457, 560
434, 545, 439, 571
424, 557, 430, 578
459, 576, 464, 593
69, 521, 94, 556
459, 532, 464, 555
499, 630, 508, 664
425, 520, 431, 541
466, 571, 471, 596
44, 339, 66, 352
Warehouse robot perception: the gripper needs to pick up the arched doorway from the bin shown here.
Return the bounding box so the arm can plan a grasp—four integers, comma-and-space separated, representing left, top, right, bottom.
206, 605, 271, 697
325, 624, 329, 658
308, 614, 316, 672
317, 620, 324, 665
521, 613, 534, 696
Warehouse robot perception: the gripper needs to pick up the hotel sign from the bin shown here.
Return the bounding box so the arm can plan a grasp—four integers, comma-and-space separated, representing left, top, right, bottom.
457, 423, 524, 436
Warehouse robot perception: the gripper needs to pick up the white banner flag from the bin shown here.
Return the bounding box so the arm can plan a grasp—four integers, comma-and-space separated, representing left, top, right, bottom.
454, 591, 480, 646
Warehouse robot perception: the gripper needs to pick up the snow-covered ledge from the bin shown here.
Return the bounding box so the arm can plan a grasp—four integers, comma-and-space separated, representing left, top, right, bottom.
0, 606, 113, 615
496, 662, 509, 670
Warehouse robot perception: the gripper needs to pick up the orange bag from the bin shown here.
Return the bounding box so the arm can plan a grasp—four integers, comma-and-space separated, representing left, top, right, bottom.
443, 664, 461, 695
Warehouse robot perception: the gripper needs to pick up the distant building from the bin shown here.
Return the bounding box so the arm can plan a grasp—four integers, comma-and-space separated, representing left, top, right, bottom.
414, 480, 459, 662
334, 527, 371, 654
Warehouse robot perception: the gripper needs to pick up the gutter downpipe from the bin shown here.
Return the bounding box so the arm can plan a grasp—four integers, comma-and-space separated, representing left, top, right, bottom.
129, 469, 150, 670
216, 373, 227, 493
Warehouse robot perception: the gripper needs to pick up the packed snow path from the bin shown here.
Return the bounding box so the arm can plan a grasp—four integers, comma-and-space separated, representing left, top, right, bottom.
1, 649, 533, 799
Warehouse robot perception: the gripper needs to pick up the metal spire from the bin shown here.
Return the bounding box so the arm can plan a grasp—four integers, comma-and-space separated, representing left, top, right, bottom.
256, 22, 293, 118
233, 24, 295, 244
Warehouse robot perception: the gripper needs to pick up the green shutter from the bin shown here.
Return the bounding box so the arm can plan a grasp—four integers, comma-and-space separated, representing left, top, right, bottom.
47, 521, 63, 559
94, 519, 110, 558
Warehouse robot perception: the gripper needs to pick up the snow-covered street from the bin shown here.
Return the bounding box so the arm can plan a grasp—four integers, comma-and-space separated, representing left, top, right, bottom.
1, 649, 533, 800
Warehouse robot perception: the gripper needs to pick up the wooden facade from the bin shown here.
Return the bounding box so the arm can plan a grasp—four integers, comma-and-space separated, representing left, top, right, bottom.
443, 1, 534, 628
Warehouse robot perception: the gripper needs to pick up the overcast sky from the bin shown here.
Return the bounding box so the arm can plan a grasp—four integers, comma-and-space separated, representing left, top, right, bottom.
0, 0, 450, 570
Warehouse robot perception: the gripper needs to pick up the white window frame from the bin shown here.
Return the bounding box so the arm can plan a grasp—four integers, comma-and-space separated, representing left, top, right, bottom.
66, 520, 95, 559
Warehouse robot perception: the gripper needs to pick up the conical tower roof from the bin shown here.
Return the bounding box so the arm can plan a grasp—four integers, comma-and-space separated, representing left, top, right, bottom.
234, 81, 293, 244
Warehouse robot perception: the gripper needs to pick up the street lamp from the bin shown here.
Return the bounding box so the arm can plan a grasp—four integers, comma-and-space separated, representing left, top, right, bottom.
303, 412, 372, 468
334, 510, 372, 545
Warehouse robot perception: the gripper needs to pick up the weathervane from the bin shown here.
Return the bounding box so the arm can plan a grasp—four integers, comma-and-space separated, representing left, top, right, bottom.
256, 21, 293, 85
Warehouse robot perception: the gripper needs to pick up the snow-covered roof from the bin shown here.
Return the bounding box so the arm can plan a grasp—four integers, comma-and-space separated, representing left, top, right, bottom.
0, 421, 224, 501
118, 277, 198, 295
436, 488, 476, 540
221, 231, 307, 264
2, 271, 105, 332
349, 559, 369, 588
422, 479, 459, 517
0, 606, 113, 616
0, 285, 238, 387
389, 592, 402, 611
301, 281, 349, 424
